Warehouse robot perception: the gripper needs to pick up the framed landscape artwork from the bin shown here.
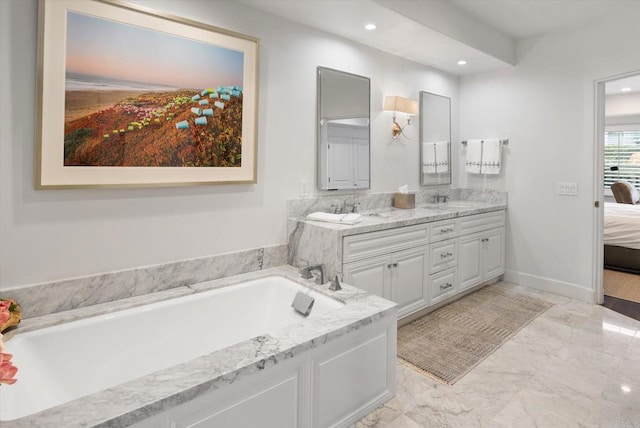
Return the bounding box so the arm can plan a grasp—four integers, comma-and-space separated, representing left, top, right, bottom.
36, 0, 259, 188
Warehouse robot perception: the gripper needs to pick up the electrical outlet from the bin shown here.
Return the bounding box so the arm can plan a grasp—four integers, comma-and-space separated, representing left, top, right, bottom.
557, 182, 578, 196
300, 180, 308, 197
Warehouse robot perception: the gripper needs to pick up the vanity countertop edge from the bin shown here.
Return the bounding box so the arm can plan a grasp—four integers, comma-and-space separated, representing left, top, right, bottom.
295, 202, 507, 238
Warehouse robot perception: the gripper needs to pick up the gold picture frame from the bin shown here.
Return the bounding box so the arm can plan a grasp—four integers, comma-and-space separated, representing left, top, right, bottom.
36, 0, 259, 189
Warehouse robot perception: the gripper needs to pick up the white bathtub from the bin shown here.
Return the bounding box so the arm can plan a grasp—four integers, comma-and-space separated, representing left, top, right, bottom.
0, 275, 344, 422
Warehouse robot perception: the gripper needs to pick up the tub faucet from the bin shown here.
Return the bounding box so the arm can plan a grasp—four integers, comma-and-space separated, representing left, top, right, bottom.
300, 264, 326, 285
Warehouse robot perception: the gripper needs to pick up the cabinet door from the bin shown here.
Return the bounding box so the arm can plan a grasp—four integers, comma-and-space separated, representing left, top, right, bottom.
458, 234, 482, 291
390, 246, 429, 318
343, 255, 391, 300
483, 227, 505, 280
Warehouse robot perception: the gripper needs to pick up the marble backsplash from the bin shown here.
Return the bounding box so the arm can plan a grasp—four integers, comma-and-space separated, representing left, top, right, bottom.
287, 187, 506, 219
2, 244, 287, 319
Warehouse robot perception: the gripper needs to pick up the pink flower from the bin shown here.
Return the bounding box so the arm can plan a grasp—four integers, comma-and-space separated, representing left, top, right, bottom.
0, 300, 10, 325
0, 352, 17, 385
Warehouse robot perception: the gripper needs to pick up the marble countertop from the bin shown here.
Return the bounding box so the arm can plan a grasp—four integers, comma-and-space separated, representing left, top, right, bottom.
3, 266, 397, 428
298, 200, 507, 236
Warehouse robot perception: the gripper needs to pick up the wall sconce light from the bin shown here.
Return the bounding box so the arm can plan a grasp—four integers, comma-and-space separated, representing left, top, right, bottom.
383, 95, 418, 139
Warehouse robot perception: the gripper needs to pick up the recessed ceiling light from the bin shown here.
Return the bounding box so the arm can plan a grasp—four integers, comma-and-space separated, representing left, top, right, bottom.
621, 87, 632, 92
457, 60, 467, 66
621, 385, 631, 393
364, 23, 376, 31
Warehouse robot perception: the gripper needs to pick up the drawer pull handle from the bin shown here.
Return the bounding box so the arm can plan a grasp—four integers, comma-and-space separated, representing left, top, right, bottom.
440, 283, 453, 290
481, 238, 489, 242
387, 263, 399, 268
393, 262, 398, 267
439, 227, 454, 233
440, 252, 454, 258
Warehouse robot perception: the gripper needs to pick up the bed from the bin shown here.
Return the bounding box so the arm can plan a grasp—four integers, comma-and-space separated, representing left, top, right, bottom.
604, 202, 640, 273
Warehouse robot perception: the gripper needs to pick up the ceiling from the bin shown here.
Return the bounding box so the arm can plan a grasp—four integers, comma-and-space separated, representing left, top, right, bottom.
606, 75, 640, 95
236, 0, 640, 77
449, 0, 639, 40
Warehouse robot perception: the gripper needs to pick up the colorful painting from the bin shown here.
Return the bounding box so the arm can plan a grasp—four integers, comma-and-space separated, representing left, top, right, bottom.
36, 0, 259, 188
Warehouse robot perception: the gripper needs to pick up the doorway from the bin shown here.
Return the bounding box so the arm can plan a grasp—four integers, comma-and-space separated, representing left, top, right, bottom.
595, 71, 640, 320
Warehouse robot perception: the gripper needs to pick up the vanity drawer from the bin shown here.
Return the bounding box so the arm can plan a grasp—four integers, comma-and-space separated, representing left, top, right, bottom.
343, 224, 428, 263
458, 210, 505, 236
429, 239, 457, 274
429, 220, 457, 242
429, 268, 457, 305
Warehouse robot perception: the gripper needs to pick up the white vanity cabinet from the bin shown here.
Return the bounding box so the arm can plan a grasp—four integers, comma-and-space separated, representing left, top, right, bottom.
340, 209, 505, 320
458, 211, 506, 292
342, 224, 429, 318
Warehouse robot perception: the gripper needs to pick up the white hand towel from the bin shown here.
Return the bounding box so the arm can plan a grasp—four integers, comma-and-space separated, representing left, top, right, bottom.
465, 139, 482, 174
435, 141, 449, 173
422, 142, 437, 173
481, 139, 502, 175
306, 212, 362, 225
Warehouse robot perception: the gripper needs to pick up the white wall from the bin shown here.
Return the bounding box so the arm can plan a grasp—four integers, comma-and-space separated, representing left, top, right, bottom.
606, 92, 640, 126
458, 8, 640, 300
0, 0, 458, 288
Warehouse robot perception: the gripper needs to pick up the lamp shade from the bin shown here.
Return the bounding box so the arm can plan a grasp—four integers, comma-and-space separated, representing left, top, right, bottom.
383, 96, 418, 115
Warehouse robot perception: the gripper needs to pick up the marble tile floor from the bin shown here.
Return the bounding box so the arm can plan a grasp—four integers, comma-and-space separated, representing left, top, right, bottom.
356, 282, 640, 428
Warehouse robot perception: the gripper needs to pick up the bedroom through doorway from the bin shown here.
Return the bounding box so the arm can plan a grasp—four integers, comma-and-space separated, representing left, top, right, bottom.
601, 72, 640, 321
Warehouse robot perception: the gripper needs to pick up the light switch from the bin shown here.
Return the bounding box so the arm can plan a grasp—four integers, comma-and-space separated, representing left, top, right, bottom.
557, 182, 578, 196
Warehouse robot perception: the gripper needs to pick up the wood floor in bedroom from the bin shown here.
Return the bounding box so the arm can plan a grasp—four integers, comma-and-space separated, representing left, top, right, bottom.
602, 295, 640, 321
603, 269, 640, 321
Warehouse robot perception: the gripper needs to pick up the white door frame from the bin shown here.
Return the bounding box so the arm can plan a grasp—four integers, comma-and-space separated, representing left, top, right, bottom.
593, 79, 605, 305
593, 69, 640, 305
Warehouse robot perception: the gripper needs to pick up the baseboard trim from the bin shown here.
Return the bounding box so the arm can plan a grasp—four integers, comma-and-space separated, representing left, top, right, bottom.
504, 270, 596, 303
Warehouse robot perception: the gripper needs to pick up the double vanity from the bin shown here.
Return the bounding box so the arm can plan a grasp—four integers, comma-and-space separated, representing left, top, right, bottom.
289, 191, 507, 322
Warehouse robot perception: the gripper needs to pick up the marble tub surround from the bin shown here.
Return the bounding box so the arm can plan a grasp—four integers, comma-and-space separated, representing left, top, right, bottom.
2, 265, 397, 427
2, 244, 287, 319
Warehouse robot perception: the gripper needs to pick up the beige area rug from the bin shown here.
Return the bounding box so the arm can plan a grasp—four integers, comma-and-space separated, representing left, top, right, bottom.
397, 285, 553, 385
604, 269, 640, 304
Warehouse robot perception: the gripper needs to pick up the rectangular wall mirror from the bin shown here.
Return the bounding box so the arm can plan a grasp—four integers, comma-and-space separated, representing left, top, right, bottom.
420, 91, 451, 186
317, 67, 370, 191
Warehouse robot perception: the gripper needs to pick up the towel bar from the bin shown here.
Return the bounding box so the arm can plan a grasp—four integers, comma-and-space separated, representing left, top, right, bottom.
461, 139, 508, 145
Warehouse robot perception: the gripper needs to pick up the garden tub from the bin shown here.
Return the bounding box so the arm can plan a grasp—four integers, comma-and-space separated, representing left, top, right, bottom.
0, 267, 397, 427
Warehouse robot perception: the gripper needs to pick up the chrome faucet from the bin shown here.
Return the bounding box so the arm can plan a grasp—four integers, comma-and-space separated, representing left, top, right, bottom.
300, 264, 326, 285
432, 192, 449, 203
343, 199, 360, 213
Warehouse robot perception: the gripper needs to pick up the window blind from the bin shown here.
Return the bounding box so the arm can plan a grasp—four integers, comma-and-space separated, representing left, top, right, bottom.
604, 130, 640, 188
